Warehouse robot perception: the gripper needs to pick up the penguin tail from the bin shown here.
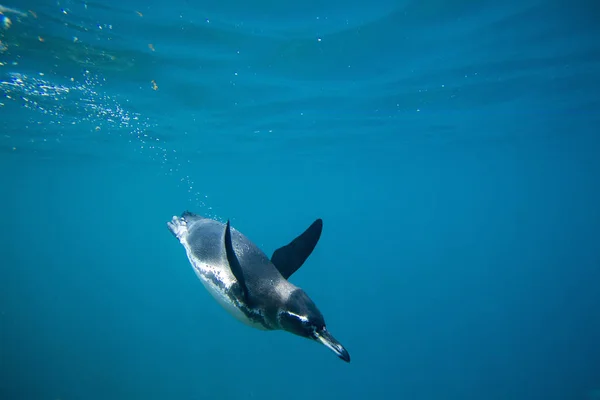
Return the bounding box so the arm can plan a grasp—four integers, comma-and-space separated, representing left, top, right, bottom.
167, 214, 189, 240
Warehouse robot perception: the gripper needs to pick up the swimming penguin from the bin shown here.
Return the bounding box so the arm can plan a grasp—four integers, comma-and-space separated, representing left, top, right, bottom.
167, 211, 350, 363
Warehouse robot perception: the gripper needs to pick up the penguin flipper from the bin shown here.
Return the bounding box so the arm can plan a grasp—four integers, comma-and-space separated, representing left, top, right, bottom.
271, 218, 323, 280
224, 219, 250, 301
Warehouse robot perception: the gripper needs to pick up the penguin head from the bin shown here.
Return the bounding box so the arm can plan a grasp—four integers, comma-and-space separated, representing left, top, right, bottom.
278, 289, 350, 363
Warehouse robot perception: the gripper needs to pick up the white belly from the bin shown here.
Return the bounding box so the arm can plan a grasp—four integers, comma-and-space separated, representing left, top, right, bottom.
182, 241, 268, 330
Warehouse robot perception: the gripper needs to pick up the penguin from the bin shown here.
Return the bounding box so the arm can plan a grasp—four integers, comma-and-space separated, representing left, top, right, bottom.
167, 211, 350, 363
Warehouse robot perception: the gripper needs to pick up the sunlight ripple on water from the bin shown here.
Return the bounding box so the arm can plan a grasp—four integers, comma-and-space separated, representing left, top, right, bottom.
0, 2, 212, 212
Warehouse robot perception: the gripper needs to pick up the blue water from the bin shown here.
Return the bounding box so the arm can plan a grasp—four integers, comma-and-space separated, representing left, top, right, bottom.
1, 0, 599, 399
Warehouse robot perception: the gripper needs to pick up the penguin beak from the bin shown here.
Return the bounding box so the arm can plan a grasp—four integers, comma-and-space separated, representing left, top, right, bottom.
313, 328, 350, 363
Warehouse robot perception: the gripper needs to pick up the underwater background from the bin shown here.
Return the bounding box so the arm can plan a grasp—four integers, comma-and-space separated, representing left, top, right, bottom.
1, 0, 599, 399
